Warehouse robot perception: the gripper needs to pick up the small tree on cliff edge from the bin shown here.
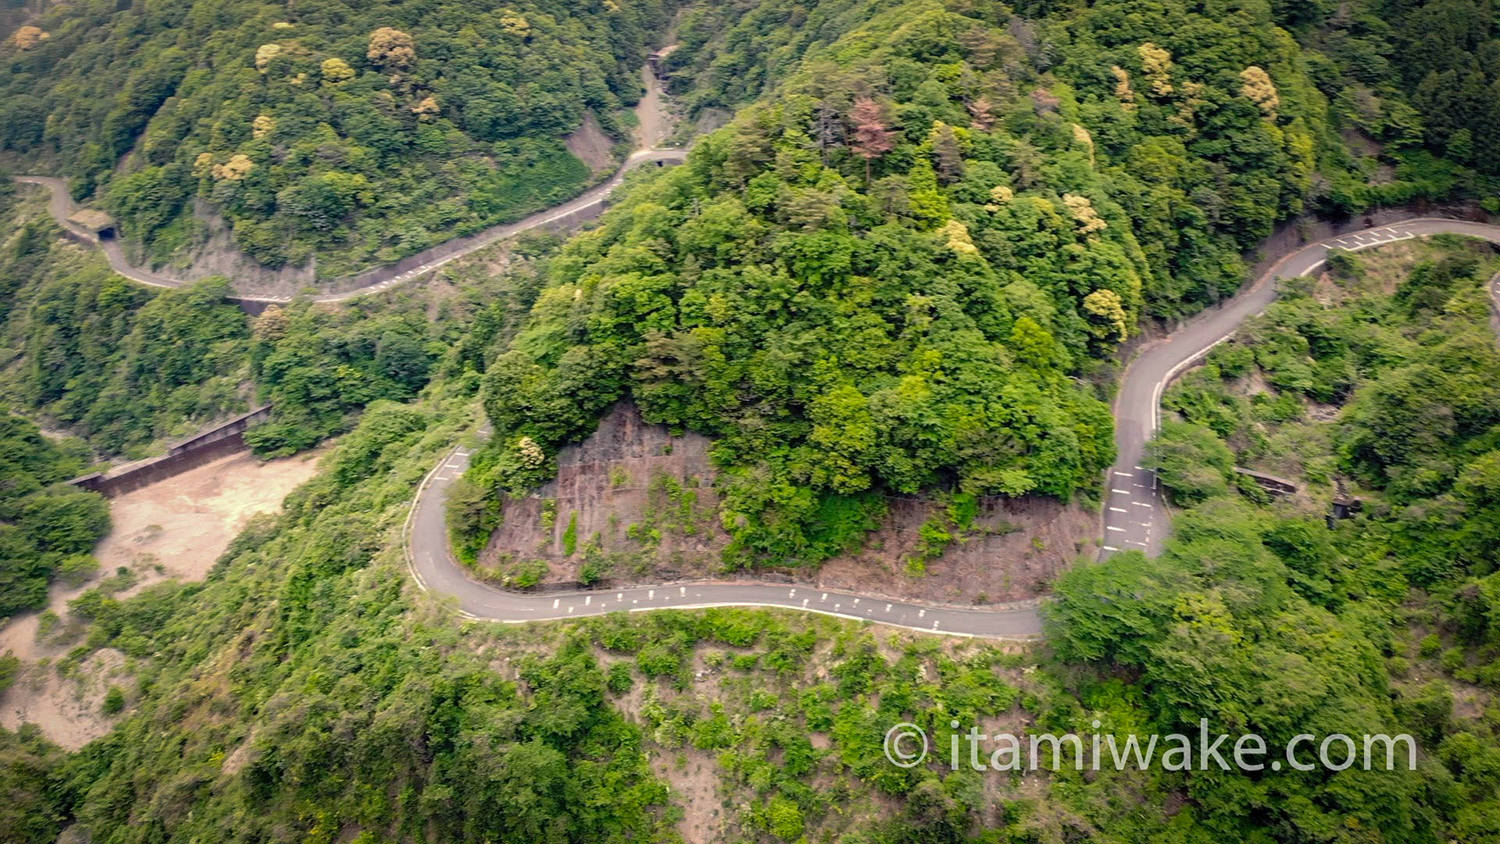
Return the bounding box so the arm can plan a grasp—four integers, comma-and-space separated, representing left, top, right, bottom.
850, 98, 895, 186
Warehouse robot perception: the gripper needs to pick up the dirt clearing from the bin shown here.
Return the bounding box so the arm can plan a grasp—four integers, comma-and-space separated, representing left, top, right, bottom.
94, 447, 327, 591
564, 112, 617, 176
635, 65, 674, 149
0, 446, 327, 749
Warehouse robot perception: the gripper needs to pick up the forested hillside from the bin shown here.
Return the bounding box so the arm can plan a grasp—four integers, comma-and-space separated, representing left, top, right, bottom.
5, 0, 1500, 841
1304, 0, 1500, 183
662, 0, 1499, 211
463, 0, 1461, 568
1049, 238, 1500, 840
0, 183, 544, 460
0, 0, 673, 275
4, 241, 1499, 843
0, 414, 108, 618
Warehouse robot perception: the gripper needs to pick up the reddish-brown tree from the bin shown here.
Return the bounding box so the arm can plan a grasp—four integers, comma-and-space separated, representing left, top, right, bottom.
849, 97, 895, 185
967, 96, 994, 131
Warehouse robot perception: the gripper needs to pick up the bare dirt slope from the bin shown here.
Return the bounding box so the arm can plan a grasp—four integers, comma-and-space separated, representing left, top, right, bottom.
634, 65, 673, 149
166, 197, 319, 293
564, 112, 618, 176
0, 446, 326, 749
95, 447, 326, 590
477, 403, 1095, 604
816, 495, 1096, 604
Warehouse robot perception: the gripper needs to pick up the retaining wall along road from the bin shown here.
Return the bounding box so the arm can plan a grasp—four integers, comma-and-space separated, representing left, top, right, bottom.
70, 406, 272, 498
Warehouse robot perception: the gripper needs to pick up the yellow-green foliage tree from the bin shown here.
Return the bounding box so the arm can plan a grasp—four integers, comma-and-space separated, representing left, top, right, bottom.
0, 0, 675, 275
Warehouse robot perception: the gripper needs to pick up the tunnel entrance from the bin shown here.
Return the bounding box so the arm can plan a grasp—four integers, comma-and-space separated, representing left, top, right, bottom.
66, 208, 117, 241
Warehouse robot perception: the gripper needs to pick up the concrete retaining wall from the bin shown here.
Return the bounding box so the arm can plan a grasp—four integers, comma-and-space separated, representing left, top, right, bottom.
71, 405, 272, 498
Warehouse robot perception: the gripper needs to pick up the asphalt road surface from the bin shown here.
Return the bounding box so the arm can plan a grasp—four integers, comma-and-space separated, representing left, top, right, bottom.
1100, 219, 1500, 560
404, 443, 1047, 638
15, 65, 684, 305
16, 147, 686, 305
408, 218, 1500, 639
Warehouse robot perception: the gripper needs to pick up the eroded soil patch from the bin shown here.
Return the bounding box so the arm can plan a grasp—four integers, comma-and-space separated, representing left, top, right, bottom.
0, 447, 326, 748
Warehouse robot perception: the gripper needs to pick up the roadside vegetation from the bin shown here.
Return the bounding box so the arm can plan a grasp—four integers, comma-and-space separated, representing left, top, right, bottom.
1050, 239, 1500, 840
0, 414, 108, 617
463, 0, 1470, 570
0, 0, 674, 275
3, 0, 1500, 840
663, 0, 1500, 214
4, 240, 1498, 841
0, 186, 550, 460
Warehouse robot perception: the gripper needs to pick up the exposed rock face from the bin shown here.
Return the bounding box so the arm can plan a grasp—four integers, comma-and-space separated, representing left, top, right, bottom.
478, 403, 1097, 603
167, 198, 318, 297
815, 495, 1097, 604
480, 403, 729, 582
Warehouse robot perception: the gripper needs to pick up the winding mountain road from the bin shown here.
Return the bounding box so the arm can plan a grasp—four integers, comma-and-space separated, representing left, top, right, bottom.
404, 444, 1047, 638
407, 218, 1500, 638
1100, 218, 1500, 559
20, 72, 1498, 637
16, 148, 686, 305
15, 67, 685, 305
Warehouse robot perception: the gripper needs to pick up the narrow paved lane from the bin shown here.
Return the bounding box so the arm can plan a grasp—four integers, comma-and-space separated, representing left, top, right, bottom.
404, 443, 1046, 638
407, 218, 1500, 638
15, 67, 684, 305
17, 149, 687, 305
1100, 219, 1500, 559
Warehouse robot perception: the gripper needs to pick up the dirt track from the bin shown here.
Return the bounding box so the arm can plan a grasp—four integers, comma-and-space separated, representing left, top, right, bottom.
634, 64, 672, 148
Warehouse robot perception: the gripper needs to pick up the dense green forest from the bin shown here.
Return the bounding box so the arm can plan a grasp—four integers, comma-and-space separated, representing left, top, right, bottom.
1048, 239, 1500, 840
0, 394, 682, 844
0, 413, 108, 618
3, 241, 1498, 842
5, 0, 1500, 841
0, 0, 673, 275
0, 180, 113, 616
1328, 0, 1500, 182
0, 385, 1047, 844
662, 0, 1499, 208
0, 184, 550, 460
465, 0, 1468, 568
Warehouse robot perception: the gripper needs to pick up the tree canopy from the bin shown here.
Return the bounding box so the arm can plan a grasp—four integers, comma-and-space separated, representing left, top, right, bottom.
1046, 240, 1500, 840
471, 0, 1427, 566
0, 0, 675, 275
0, 413, 107, 616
